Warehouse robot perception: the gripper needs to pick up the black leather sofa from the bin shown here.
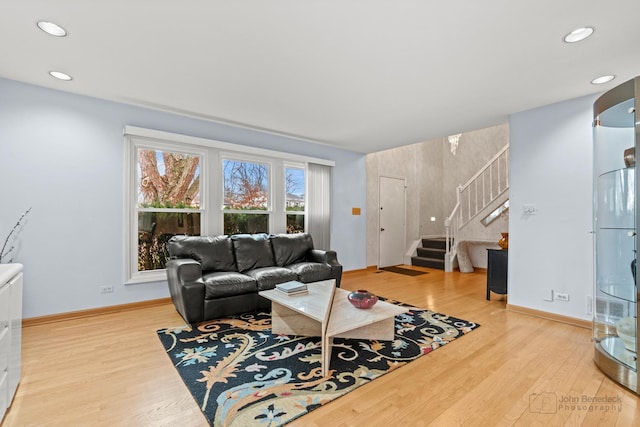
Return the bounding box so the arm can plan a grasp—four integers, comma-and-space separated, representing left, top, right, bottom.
165, 233, 342, 324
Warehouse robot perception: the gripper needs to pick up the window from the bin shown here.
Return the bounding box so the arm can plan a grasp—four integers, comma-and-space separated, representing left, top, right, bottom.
124, 126, 333, 284
223, 159, 270, 234
136, 147, 202, 272
285, 166, 305, 233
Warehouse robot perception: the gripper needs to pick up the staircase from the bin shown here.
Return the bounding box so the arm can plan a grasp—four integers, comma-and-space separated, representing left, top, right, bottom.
444, 144, 509, 271
411, 237, 451, 270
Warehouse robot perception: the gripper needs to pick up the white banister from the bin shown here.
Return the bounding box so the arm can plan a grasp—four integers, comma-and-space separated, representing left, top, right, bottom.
444, 200, 459, 272
444, 144, 509, 272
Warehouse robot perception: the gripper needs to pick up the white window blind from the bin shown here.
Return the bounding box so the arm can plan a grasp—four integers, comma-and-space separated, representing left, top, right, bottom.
307, 163, 332, 250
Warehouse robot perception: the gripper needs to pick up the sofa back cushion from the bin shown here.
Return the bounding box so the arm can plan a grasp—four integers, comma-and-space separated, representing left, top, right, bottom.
167, 235, 237, 272
270, 233, 314, 267
231, 233, 276, 272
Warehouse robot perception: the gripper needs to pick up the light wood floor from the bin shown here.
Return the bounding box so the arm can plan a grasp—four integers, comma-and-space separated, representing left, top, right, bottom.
4, 267, 640, 426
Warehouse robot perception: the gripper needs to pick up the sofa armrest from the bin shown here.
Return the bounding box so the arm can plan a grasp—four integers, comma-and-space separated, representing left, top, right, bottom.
308, 249, 343, 287
166, 258, 205, 324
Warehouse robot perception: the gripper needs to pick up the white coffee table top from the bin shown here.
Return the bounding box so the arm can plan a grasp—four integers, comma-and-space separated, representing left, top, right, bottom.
260, 280, 408, 337
260, 279, 409, 376
259, 279, 336, 323
327, 288, 408, 338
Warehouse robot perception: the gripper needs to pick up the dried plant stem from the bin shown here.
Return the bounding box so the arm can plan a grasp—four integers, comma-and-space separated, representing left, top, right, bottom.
0, 207, 32, 263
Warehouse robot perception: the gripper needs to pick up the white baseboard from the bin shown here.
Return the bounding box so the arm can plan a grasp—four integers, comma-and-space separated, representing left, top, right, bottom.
405, 239, 421, 264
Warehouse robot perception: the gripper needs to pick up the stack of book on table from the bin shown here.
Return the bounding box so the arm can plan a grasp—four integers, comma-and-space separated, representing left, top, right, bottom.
275, 281, 308, 295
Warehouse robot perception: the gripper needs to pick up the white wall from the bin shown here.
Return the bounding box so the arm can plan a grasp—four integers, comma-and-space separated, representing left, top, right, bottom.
509, 93, 599, 320
0, 78, 367, 318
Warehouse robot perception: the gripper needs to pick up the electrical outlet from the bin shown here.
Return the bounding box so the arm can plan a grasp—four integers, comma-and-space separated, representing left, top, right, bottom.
542, 289, 553, 302
555, 292, 569, 302
99, 285, 113, 293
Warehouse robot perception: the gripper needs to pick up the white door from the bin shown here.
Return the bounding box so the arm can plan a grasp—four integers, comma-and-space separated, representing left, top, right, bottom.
379, 176, 406, 268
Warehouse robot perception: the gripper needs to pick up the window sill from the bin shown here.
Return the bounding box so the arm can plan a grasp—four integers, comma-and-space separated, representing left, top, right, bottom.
126, 269, 167, 285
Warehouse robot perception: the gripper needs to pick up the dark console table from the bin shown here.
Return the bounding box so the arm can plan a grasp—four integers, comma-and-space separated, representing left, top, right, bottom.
487, 249, 508, 300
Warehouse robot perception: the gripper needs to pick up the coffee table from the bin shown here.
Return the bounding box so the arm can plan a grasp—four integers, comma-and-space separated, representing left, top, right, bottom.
259, 279, 408, 376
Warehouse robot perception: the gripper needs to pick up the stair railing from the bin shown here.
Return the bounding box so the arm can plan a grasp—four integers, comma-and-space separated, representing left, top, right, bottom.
444, 144, 509, 271
444, 201, 460, 272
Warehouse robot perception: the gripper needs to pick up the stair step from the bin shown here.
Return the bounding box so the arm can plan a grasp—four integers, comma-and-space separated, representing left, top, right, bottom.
417, 247, 446, 260
421, 237, 452, 250
412, 236, 451, 270
411, 256, 445, 270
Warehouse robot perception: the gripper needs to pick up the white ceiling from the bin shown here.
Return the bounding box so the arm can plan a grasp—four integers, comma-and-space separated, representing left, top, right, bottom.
2, 1, 639, 153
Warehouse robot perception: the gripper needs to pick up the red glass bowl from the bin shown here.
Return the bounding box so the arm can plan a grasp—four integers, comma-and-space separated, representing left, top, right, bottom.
347, 290, 378, 309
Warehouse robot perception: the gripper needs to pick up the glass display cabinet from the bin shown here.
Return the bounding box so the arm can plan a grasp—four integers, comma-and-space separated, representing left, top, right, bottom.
593, 76, 639, 393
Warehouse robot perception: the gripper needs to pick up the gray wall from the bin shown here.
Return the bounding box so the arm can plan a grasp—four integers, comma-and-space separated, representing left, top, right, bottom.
419, 138, 444, 237
442, 124, 509, 223
366, 123, 508, 267
366, 143, 422, 267
0, 78, 367, 318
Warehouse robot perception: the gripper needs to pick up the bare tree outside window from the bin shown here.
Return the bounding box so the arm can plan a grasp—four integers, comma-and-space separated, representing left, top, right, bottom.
223, 160, 268, 209
285, 166, 305, 233
137, 149, 201, 271
223, 159, 269, 234
138, 150, 200, 207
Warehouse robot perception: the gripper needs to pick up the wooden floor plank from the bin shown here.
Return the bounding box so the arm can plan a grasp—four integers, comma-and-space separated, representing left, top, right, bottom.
4, 267, 640, 426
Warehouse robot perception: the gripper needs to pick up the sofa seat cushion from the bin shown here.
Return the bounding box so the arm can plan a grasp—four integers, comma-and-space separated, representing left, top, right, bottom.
270, 233, 314, 267
204, 294, 258, 321
202, 271, 257, 299
286, 262, 332, 283
244, 266, 298, 291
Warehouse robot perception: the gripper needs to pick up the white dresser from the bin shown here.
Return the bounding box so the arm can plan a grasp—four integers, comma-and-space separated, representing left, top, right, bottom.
0, 263, 22, 422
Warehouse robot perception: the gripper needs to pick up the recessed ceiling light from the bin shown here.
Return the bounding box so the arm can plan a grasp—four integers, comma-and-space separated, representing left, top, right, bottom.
563, 27, 594, 43
49, 71, 72, 81
37, 21, 67, 37
591, 75, 615, 85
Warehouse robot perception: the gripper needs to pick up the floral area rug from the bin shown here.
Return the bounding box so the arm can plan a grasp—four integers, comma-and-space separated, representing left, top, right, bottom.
157, 302, 479, 427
